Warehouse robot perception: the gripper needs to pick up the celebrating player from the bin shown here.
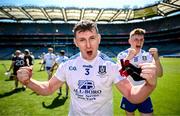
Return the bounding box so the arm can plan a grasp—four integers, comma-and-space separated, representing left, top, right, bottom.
117, 28, 163, 116
17, 20, 157, 116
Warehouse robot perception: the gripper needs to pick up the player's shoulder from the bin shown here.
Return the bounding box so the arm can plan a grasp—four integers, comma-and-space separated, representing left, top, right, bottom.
118, 49, 128, 55
64, 56, 69, 59
68, 53, 80, 61
12, 56, 17, 60
98, 52, 115, 64
141, 49, 147, 53
44, 53, 49, 56
117, 49, 128, 59
44, 53, 49, 57
53, 53, 56, 56
141, 49, 151, 56
60, 53, 79, 66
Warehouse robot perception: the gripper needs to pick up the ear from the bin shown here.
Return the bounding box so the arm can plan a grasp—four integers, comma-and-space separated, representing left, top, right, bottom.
98, 34, 101, 44
73, 38, 78, 47
128, 38, 131, 44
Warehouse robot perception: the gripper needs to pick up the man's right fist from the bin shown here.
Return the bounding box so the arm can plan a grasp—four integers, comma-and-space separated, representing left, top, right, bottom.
125, 48, 136, 60
17, 67, 32, 85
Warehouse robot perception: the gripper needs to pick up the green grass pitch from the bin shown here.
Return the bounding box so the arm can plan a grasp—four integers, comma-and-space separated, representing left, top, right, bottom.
0, 58, 180, 116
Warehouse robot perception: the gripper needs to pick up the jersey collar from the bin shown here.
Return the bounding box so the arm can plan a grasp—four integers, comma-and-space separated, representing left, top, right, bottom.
80, 50, 100, 64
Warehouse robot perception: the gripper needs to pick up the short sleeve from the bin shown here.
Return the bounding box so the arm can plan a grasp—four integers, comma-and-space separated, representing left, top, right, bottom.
55, 57, 59, 63
54, 63, 66, 82
117, 51, 127, 64
43, 54, 47, 60
53, 54, 56, 60
111, 63, 125, 84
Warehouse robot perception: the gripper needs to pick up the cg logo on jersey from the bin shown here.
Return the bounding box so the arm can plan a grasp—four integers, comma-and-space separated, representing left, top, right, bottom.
69, 66, 77, 71
142, 56, 147, 61
98, 65, 106, 75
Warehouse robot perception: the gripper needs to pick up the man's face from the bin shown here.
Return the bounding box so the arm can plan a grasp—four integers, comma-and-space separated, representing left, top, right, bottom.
15, 52, 20, 56
74, 28, 101, 61
48, 49, 53, 53
129, 34, 144, 52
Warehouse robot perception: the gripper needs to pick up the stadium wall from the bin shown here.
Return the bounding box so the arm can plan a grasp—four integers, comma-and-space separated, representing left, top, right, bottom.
0, 15, 179, 59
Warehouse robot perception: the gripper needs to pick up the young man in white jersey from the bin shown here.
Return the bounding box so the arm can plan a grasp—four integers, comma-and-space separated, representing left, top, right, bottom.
17, 20, 157, 116
117, 28, 163, 116
50, 50, 69, 97
43, 47, 56, 80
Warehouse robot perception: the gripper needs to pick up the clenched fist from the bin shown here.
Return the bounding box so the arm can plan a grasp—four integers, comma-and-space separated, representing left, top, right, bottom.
17, 67, 32, 85
149, 48, 159, 61
125, 48, 136, 60
139, 63, 157, 86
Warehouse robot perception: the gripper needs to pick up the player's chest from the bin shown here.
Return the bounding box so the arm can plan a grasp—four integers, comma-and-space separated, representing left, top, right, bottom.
66, 64, 111, 85
68, 64, 109, 77
130, 55, 151, 66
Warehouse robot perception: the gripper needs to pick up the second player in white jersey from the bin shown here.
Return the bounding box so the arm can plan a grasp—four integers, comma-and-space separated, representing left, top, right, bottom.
117, 49, 153, 85
117, 49, 153, 67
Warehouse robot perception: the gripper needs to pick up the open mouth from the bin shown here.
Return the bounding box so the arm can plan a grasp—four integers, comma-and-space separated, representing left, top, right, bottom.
136, 45, 141, 49
87, 51, 93, 56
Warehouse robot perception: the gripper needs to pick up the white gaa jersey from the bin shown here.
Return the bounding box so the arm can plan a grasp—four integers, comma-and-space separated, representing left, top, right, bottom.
55, 51, 123, 116
117, 49, 153, 85
44, 53, 56, 67
55, 55, 69, 65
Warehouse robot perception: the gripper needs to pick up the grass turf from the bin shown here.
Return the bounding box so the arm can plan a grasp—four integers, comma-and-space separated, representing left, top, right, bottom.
0, 58, 180, 116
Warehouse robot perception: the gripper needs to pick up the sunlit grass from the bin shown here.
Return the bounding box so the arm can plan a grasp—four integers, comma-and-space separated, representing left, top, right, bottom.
0, 58, 180, 116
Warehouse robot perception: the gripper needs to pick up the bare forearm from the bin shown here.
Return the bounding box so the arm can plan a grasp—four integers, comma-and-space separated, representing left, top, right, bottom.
26, 79, 53, 96
117, 61, 157, 104
149, 48, 163, 77
17, 67, 63, 96
116, 78, 156, 104
128, 84, 156, 104
155, 59, 163, 77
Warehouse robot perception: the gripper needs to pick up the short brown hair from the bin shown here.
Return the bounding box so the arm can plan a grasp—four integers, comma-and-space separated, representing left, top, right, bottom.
48, 48, 53, 51
130, 28, 146, 38
15, 50, 21, 54
73, 20, 99, 37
